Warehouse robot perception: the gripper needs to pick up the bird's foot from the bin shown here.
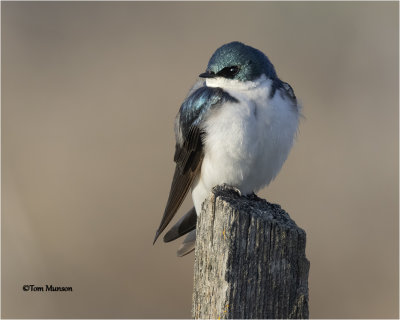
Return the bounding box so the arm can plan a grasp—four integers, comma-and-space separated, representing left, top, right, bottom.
219, 183, 242, 197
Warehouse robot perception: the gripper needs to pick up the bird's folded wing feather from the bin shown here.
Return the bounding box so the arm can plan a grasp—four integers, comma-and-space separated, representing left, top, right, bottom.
153, 85, 238, 243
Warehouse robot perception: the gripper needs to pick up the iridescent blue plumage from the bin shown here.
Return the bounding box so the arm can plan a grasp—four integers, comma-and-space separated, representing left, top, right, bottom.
153, 85, 238, 244
176, 85, 238, 140
205, 41, 277, 82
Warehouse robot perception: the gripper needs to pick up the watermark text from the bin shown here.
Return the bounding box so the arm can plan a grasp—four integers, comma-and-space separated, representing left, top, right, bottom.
23, 284, 73, 292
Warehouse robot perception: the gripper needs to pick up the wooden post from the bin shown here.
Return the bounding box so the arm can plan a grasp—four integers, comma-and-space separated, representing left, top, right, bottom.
192, 185, 310, 319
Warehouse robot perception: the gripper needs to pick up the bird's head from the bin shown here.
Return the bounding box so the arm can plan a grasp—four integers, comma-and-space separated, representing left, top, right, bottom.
199, 41, 277, 82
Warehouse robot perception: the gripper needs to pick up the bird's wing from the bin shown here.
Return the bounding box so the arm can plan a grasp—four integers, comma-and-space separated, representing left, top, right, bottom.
153, 85, 238, 244
280, 81, 297, 103
270, 79, 297, 104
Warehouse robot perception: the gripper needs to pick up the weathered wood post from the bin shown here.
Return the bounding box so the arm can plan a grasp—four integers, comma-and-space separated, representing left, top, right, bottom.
192, 185, 310, 319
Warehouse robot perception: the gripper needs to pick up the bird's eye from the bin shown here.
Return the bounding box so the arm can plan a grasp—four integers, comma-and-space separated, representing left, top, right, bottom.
217, 66, 240, 79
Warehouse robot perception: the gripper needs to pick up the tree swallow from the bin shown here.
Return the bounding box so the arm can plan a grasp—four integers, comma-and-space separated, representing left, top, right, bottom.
153, 41, 300, 256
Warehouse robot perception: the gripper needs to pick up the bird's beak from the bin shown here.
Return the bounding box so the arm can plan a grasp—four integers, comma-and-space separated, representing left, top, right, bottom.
199, 71, 216, 78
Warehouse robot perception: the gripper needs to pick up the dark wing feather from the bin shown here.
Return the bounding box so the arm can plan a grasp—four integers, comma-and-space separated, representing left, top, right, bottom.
153, 85, 238, 244
270, 79, 297, 105
153, 127, 203, 244
280, 81, 297, 102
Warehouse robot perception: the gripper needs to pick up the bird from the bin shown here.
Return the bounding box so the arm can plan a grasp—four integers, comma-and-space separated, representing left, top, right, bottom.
153, 41, 300, 256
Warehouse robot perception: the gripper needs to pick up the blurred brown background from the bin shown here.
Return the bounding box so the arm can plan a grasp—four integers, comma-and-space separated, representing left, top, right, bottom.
2, 1, 398, 318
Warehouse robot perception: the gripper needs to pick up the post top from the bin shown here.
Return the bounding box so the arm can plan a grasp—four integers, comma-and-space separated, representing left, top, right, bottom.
210, 184, 303, 233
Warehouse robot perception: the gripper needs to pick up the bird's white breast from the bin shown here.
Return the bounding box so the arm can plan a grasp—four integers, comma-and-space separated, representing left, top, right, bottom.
191, 75, 299, 214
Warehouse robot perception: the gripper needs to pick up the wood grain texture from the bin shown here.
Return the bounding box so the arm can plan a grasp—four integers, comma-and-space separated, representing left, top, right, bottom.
192, 185, 309, 319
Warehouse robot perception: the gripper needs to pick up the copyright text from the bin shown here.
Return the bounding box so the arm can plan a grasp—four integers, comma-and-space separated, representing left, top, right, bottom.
23, 284, 73, 292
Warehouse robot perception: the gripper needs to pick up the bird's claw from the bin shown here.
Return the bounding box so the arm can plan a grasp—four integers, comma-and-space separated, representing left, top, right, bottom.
220, 183, 242, 197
